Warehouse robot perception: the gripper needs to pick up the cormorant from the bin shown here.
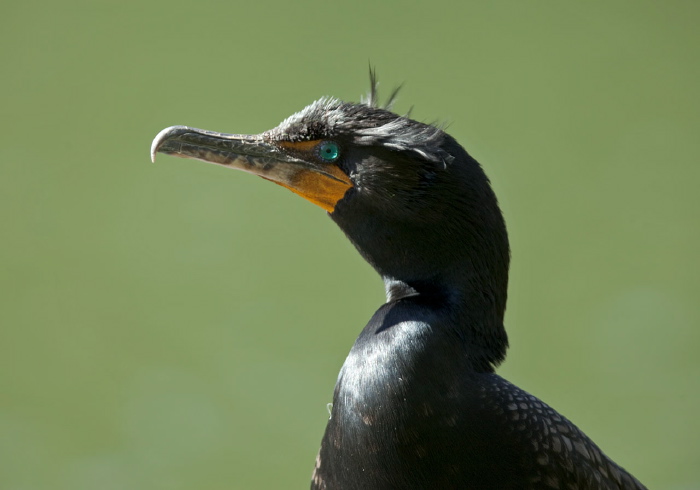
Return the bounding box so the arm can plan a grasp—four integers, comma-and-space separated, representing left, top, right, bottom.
151, 75, 647, 489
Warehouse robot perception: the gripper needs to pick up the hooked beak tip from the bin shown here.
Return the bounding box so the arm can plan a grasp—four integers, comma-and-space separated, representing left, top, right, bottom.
150, 125, 188, 163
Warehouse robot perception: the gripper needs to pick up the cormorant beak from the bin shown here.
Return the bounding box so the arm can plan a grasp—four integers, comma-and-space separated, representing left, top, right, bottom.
150, 126, 352, 212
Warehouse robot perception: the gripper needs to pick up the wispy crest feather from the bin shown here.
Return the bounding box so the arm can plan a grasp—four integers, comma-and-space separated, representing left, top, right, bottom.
362, 67, 402, 110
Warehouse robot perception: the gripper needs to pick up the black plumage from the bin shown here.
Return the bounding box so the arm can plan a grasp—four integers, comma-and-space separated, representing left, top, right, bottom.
151, 74, 646, 489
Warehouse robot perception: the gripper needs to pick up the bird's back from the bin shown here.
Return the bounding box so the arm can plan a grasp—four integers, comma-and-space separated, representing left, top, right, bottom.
476, 374, 646, 490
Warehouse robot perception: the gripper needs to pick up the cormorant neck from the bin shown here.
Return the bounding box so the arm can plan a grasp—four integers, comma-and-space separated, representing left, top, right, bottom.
330, 140, 510, 370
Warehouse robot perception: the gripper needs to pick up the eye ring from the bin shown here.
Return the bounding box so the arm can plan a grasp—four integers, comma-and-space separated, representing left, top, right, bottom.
317, 141, 340, 162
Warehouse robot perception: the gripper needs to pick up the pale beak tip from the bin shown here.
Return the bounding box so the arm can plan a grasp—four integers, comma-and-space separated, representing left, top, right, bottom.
150, 125, 184, 163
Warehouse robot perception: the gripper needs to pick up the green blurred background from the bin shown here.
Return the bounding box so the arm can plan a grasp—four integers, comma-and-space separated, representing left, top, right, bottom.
1, 1, 698, 488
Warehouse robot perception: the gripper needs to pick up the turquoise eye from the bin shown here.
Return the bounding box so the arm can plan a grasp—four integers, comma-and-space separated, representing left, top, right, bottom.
318, 141, 340, 162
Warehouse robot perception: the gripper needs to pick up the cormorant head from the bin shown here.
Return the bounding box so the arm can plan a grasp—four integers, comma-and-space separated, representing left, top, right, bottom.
152, 78, 510, 367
